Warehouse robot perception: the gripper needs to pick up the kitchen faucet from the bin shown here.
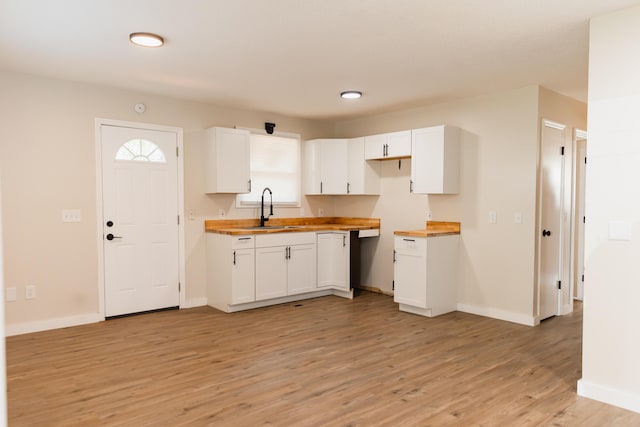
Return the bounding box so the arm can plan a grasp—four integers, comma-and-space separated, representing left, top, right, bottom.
260, 187, 273, 227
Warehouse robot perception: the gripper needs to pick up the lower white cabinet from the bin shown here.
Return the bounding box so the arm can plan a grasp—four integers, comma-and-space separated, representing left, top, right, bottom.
206, 234, 256, 312
317, 232, 350, 291
255, 232, 317, 300
393, 234, 458, 317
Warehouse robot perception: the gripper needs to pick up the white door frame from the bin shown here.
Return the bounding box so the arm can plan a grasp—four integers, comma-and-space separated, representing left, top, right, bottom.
571, 129, 588, 301
95, 118, 186, 319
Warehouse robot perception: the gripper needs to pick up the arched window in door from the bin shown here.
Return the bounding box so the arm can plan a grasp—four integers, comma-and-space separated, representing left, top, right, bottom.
115, 139, 167, 163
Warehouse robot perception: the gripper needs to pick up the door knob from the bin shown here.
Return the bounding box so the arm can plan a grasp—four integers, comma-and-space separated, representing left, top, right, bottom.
542, 230, 551, 237
106, 233, 122, 241
106, 220, 114, 227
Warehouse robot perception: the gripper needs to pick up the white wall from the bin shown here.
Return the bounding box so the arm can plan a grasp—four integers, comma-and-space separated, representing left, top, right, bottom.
0, 71, 335, 332
578, 5, 640, 412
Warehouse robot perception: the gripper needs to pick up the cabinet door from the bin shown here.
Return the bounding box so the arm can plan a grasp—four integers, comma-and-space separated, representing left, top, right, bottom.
394, 237, 427, 308
317, 232, 349, 290
255, 246, 288, 300
231, 248, 255, 304
386, 130, 412, 158
411, 126, 460, 194
204, 127, 251, 194
319, 139, 348, 194
304, 139, 322, 195
364, 134, 387, 160
288, 244, 317, 295
348, 137, 380, 195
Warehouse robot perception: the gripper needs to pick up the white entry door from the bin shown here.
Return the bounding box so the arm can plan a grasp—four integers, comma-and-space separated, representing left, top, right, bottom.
538, 121, 565, 321
101, 125, 179, 317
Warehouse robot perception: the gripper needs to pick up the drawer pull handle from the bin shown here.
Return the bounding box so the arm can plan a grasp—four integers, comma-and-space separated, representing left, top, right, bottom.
403, 238, 415, 242
238, 237, 252, 241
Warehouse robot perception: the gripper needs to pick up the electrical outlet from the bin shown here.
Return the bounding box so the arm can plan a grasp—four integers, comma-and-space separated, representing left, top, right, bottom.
489, 211, 497, 224
61, 209, 81, 223
318, 208, 325, 217
514, 212, 523, 224
6, 287, 16, 302
427, 211, 433, 220
188, 209, 196, 220
25, 285, 36, 300
218, 209, 225, 217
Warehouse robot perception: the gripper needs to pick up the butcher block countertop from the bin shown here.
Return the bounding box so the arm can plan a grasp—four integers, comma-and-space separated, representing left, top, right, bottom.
394, 221, 461, 237
205, 217, 380, 235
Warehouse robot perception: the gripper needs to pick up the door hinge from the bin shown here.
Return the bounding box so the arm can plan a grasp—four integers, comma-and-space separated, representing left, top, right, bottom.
177, 215, 180, 225
581, 274, 584, 282
178, 282, 181, 292
392, 280, 395, 290
583, 216, 586, 224
557, 280, 562, 290
176, 146, 179, 157
584, 156, 587, 164
561, 146, 565, 155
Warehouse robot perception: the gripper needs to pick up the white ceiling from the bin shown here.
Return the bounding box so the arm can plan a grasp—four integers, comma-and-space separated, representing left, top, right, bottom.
1, 0, 640, 120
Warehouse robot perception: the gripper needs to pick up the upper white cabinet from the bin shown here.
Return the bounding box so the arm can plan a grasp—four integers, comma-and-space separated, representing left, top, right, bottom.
410, 125, 460, 194
347, 137, 381, 195
304, 138, 380, 195
364, 130, 412, 160
304, 138, 348, 195
204, 127, 251, 194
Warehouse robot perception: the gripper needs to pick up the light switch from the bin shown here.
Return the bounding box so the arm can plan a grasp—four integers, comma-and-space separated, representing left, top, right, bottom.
489, 211, 497, 224
62, 209, 81, 223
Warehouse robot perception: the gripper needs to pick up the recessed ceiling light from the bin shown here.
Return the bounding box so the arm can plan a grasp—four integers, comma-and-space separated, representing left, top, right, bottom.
129, 32, 164, 48
340, 91, 362, 99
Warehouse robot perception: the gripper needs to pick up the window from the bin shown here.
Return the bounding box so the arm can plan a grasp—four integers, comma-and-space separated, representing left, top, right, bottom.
237, 132, 300, 206
115, 139, 166, 163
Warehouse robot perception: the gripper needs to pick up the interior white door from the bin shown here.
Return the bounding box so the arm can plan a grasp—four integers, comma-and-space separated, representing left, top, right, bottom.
101, 125, 179, 317
539, 122, 565, 320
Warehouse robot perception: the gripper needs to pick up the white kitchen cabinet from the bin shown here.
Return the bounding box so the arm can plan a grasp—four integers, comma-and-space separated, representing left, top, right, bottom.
206, 234, 255, 312
393, 234, 459, 317
364, 130, 412, 160
410, 125, 460, 194
304, 137, 380, 195
317, 232, 350, 291
304, 139, 349, 195
347, 137, 381, 195
204, 127, 251, 194
255, 232, 317, 300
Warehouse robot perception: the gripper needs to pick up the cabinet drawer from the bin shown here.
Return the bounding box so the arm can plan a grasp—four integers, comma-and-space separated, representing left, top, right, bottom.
394, 236, 427, 253
231, 235, 255, 249
255, 232, 316, 248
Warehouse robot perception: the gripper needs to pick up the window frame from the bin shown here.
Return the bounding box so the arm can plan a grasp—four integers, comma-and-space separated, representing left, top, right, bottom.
235, 128, 302, 208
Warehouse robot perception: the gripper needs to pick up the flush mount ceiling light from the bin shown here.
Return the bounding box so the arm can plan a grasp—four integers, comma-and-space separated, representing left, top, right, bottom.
129, 32, 164, 48
340, 91, 362, 99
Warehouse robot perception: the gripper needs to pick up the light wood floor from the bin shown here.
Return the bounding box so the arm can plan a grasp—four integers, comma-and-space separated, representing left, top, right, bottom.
6, 291, 640, 426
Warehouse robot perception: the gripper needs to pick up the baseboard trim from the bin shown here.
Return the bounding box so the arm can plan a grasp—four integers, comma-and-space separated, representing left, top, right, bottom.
182, 297, 208, 309
578, 379, 640, 413
5, 312, 103, 336
457, 303, 536, 326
